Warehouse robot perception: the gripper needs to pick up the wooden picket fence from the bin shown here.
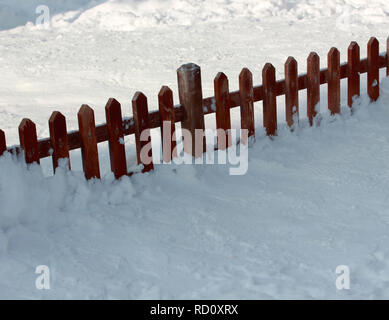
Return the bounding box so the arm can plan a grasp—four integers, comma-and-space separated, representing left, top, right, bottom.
0, 37, 388, 179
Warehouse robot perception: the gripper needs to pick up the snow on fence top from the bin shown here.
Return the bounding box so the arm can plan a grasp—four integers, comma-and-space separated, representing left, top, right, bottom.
0, 36, 388, 179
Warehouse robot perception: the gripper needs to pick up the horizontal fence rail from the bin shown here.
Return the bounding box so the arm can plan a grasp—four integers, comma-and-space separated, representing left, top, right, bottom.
1, 36, 389, 179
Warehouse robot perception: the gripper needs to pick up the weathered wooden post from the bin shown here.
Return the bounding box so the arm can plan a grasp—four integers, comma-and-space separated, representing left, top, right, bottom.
78, 105, 100, 179
177, 63, 206, 158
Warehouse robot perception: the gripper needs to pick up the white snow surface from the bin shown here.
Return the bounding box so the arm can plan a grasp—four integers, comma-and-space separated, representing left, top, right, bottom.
1, 0, 389, 299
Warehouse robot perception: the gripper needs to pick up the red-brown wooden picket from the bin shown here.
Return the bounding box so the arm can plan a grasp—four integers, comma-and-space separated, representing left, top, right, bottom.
262, 63, 277, 136
348, 42, 360, 108
0, 129, 6, 156
367, 37, 379, 101
49, 111, 70, 172
285, 57, 299, 127
158, 86, 177, 163
307, 52, 320, 126
19, 118, 40, 164
328, 47, 341, 115
105, 98, 127, 179
78, 105, 100, 179
132, 92, 154, 173
239, 68, 255, 143
214, 72, 232, 150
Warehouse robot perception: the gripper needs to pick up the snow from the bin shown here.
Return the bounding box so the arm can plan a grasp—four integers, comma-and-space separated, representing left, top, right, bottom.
1, 0, 389, 299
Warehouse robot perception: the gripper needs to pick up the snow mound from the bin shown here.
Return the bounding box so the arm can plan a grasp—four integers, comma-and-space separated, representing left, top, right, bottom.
1, 0, 389, 31
1, 0, 389, 299
1, 78, 389, 298
0, 0, 104, 30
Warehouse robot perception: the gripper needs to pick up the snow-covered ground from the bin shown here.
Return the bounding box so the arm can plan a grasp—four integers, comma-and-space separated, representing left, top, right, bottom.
1, 0, 389, 299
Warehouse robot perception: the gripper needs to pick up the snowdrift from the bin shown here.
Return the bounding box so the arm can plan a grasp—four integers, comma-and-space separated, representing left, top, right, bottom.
1, 0, 389, 299
1, 0, 388, 31
1, 78, 389, 298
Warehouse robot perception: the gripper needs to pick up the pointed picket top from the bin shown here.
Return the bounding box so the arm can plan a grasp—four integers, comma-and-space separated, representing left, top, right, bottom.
49, 111, 70, 171
19, 118, 40, 164
285, 56, 298, 75
328, 47, 340, 73
105, 98, 124, 134
78, 104, 95, 119
308, 52, 320, 70
49, 111, 66, 126
285, 56, 297, 66
262, 63, 277, 87
214, 71, 228, 83
158, 85, 173, 100
368, 37, 379, 50
348, 41, 359, 51
214, 72, 229, 94
105, 98, 121, 115
328, 47, 340, 57
132, 91, 147, 106
285, 57, 298, 82
348, 41, 360, 67
0, 129, 6, 156
158, 86, 174, 115
308, 52, 320, 63
263, 63, 276, 76
239, 68, 253, 96
239, 67, 252, 80
132, 91, 149, 122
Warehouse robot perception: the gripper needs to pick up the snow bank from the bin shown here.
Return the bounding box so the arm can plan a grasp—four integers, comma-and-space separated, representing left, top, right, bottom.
1, 78, 389, 299
1, 0, 389, 299
0, 0, 105, 30
1, 0, 389, 31
81, 0, 389, 32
